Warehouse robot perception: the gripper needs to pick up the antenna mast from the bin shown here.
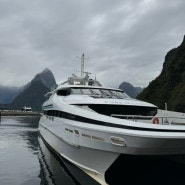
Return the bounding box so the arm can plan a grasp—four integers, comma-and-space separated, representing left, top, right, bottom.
81, 53, 85, 77
76, 53, 88, 77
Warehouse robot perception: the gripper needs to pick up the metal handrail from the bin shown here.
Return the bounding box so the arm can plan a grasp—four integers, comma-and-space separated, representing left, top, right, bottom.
111, 114, 185, 125
111, 114, 185, 119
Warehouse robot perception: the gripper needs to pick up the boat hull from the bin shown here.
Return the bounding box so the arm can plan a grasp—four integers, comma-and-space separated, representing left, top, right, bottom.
38, 135, 101, 185
39, 115, 185, 183
39, 119, 119, 183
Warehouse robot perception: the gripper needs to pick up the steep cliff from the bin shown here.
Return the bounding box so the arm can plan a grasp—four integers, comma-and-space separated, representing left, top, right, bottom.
4, 68, 57, 111
137, 36, 185, 112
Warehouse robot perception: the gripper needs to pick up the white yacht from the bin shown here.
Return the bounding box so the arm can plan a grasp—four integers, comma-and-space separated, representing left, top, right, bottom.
39, 55, 185, 184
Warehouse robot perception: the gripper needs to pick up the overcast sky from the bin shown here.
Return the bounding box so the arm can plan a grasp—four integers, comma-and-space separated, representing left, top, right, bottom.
0, 0, 185, 88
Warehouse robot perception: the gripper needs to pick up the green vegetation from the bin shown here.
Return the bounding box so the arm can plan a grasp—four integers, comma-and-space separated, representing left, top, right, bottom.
137, 36, 185, 112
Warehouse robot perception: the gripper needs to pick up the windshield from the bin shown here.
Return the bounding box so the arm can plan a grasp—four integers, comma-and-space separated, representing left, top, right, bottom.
69, 87, 130, 99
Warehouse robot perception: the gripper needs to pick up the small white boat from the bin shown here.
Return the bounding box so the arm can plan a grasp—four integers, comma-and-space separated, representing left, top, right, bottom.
39, 54, 185, 184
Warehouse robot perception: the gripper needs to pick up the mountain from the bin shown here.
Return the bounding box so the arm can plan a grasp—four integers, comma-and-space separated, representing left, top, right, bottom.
137, 35, 185, 112
10, 80, 50, 111
0, 68, 57, 111
119, 82, 143, 98
0, 85, 22, 104
32, 68, 56, 90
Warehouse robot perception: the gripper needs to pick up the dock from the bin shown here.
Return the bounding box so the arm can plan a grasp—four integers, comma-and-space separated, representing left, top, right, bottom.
0, 110, 41, 116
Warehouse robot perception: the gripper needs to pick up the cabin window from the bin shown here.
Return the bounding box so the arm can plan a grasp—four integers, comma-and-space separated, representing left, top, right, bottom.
109, 90, 120, 98
79, 104, 157, 117
71, 88, 82, 94
101, 89, 112, 96
55, 110, 60, 117
81, 88, 92, 95
90, 89, 102, 95
56, 87, 130, 99
116, 91, 130, 98
57, 89, 71, 96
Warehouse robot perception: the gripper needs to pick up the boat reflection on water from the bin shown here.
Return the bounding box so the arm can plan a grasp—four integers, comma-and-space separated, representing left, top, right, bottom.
38, 136, 100, 185
105, 154, 185, 185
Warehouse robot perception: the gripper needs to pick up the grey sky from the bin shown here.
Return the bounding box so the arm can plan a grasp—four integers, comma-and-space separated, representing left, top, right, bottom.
0, 0, 185, 88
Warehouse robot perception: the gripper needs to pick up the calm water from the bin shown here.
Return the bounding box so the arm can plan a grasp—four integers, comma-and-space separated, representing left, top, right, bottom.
0, 116, 81, 185
1, 116, 185, 185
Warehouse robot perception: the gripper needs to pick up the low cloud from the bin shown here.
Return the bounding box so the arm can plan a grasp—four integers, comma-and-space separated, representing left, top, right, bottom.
0, 0, 185, 88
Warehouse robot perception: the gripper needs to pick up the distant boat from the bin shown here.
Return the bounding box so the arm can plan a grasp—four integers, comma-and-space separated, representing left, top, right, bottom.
22, 106, 32, 112
39, 54, 185, 184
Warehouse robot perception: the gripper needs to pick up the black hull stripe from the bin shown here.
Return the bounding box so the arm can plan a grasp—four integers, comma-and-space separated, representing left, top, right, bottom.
44, 110, 185, 133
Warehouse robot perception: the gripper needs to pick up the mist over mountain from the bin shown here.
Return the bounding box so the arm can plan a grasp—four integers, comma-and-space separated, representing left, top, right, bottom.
0, 85, 22, 104
1, 34, 185, 113
10, 80, 50, 111
138, 35, 185, 112
0, 68, 56, 111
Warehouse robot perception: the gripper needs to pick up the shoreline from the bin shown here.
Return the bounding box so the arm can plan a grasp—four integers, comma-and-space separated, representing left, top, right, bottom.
0, 111, 41, 116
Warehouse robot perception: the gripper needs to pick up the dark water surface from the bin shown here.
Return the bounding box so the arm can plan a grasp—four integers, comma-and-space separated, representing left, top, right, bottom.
0, 116, 40, 185
0, 116, 80, 185
1, 116, 185, 185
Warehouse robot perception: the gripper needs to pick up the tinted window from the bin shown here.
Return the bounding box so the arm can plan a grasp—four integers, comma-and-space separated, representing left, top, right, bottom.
81, 88, 92, 95
71, 88, 82, 94
101, 89, 111, 96
57, 89, 71, 96
90, 89, 102, 95
87, 104, 157, 117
